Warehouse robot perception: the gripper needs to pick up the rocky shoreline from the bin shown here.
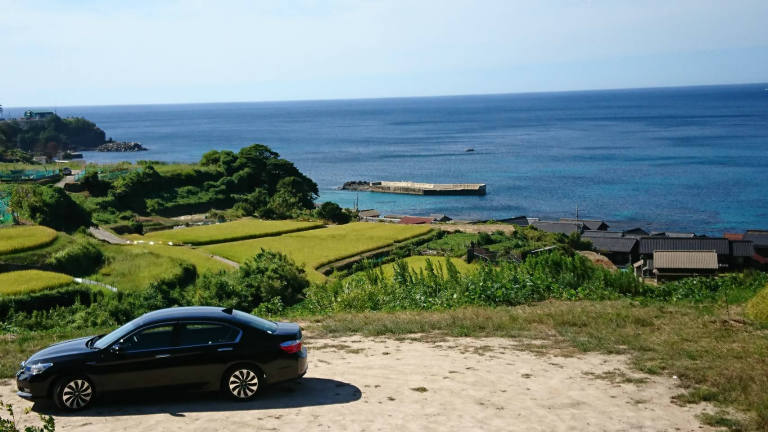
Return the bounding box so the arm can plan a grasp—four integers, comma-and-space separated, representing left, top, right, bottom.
96, 141, 148, 152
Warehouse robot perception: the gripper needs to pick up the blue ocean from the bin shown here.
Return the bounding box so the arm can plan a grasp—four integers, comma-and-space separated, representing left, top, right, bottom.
13, 84, 768, 234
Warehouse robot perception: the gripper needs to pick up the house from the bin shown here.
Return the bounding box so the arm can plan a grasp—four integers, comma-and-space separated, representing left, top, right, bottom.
744, 231, 768, 257
649, 231, 696, 238
380, 214, 405, 223
429, 213, 452, 223
32, 155, 49, 164
22, 110, 55, 120
729, 240, 756, 269
636, 237, 730, 277
559, 218, 609, 231
499, 216, 537, 226
638, 237, 730, 257
398, 216, 435, 225
652, 250, 719, 281
358, 209, 380, 222
531, 221, 583, 235
582, 232, 638, 266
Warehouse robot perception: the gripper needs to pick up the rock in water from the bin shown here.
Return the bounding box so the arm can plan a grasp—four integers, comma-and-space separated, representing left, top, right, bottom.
96, 141, 148, 152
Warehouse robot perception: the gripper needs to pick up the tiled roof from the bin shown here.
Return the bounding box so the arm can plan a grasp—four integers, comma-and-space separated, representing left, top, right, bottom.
730, 240, 755, 257
531, 221, 582, 235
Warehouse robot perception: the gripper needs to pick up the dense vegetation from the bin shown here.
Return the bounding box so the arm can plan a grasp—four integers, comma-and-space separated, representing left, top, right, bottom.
0, 115, 105, 161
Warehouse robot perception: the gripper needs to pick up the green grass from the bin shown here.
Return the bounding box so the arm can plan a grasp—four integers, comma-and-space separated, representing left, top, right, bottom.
372, 256, 477, 277
302, 301, 768, 431
203, 222, 433, 282
0, 225, 58, 255
131, 244, 233, 273
90, 245, 191, 291
0, 270, 74, 296
134, 218, 324, 245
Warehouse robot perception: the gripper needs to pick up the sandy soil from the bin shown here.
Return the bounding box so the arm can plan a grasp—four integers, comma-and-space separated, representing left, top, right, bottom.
1, 336, 712, 431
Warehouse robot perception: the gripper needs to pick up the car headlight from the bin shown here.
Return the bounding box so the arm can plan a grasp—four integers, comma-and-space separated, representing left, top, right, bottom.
24, 362, 53, 375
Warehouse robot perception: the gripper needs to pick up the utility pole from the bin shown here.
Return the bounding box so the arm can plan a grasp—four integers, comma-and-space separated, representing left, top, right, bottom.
575, 204, 579, 221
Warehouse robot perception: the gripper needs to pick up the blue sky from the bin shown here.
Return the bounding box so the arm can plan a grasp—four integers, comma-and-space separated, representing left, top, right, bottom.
2, 0, 767, 106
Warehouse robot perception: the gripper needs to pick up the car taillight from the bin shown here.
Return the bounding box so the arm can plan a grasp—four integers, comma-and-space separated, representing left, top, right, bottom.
280, 339, 302, 354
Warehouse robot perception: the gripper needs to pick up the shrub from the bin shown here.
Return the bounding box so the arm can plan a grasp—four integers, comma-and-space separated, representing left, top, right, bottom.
746, 285, 768, 325
0, 285, 99, 321
9, 185, 92, 231
316, 201, 350, 224
46, 239, 105, 276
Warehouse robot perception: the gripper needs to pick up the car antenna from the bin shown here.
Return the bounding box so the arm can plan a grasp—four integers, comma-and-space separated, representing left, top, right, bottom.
222, 307, 233, 314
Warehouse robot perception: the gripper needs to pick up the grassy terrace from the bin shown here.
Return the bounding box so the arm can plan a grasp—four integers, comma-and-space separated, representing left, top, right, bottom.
91, 245, 197, 291
132, 218, 324, 245
0, 270, 74, 296
203, 222, 433, 282
371, 256, 477, 277
0, 225, 58, 255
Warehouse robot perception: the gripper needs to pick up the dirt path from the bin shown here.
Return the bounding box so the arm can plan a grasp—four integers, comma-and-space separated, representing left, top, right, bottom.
1, 336, 712, 431
88, 227, 130, 245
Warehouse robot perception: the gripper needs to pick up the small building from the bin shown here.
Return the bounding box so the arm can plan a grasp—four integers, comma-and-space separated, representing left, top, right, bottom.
429, 213, 452, 223
22, 110, 55, 120
652, 250, 719, 281
398, 216, 435, 225
499, 216, 537, 226
744, 231, 768, 257
638, 237, 730, 257
531, 221, 583, 235
358, 209, 380, 222
729, 240, 756, 269
583, 235, 638, 266
582, 230, 624, 238
560, 218, 609, 231
32, 155, 49, 164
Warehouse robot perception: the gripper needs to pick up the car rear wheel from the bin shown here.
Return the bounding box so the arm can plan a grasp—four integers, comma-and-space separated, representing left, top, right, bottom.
224, 366, 261, 400
54, 376, 95, 411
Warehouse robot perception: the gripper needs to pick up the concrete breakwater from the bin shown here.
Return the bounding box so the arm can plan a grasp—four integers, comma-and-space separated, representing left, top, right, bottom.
342, 180, 486, 196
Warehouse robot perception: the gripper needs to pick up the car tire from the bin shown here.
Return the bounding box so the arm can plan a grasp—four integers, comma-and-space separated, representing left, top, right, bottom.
222, 365, 262, 401
54, 376, 95, 411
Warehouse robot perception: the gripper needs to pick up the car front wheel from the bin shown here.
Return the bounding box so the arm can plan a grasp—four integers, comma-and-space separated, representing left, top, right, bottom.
224, 366, 261, 401
54, 376, 95, 411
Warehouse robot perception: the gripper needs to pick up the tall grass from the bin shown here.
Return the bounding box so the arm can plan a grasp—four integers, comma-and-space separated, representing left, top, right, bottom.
139, 218, 323, 245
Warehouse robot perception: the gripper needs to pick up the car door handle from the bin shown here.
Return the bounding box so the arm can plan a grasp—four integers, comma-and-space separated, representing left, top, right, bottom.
155, 354, 171, 358
217, 347, 233, 352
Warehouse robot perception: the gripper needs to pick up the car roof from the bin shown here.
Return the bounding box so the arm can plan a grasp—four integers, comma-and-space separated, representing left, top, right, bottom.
139, 306, 237, 325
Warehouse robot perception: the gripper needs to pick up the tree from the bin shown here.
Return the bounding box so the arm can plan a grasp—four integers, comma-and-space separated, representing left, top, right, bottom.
10, 185, 92, 231
316, 201, 350, 224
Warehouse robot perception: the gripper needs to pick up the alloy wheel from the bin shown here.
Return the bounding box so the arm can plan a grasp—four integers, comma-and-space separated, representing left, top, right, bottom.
228, 368, 259, 399
61, 379, 93, 409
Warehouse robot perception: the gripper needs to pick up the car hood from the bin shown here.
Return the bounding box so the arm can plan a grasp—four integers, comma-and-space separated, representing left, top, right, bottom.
25, 336, 94, 364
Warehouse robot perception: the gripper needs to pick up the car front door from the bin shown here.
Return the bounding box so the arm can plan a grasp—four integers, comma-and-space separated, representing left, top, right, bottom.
91, 323, 179, 392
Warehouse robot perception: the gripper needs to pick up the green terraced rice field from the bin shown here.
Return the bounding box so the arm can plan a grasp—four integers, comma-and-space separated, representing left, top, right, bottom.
373, 256, 477, 277
132, 244, 234, 273
136, 218, 323, 245
0, 225, 58, 255
203, 222, 433, 282
92, 245, 197, 291
0, 270, 74, 296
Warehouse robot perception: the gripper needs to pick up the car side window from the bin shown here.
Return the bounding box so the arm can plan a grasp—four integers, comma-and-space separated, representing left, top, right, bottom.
178, 323, 239, 347
121, 324, 175, 352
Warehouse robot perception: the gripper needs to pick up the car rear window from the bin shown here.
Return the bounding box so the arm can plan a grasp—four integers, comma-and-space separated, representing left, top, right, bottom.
233, 310, 278, 333
178, 323, 240, 346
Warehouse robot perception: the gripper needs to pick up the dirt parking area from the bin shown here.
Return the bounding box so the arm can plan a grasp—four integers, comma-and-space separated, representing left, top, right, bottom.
1, 336, 712, 431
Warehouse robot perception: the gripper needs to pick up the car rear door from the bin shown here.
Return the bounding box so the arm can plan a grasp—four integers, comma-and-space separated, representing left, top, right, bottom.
166, 322, 243, 389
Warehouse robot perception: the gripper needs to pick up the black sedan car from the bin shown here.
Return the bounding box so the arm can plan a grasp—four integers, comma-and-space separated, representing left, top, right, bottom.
16, 306, 307, 410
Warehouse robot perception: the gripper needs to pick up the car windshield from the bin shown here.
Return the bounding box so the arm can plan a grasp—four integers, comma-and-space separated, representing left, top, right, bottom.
92, 317, 144, 349
233, 310, 278, 333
